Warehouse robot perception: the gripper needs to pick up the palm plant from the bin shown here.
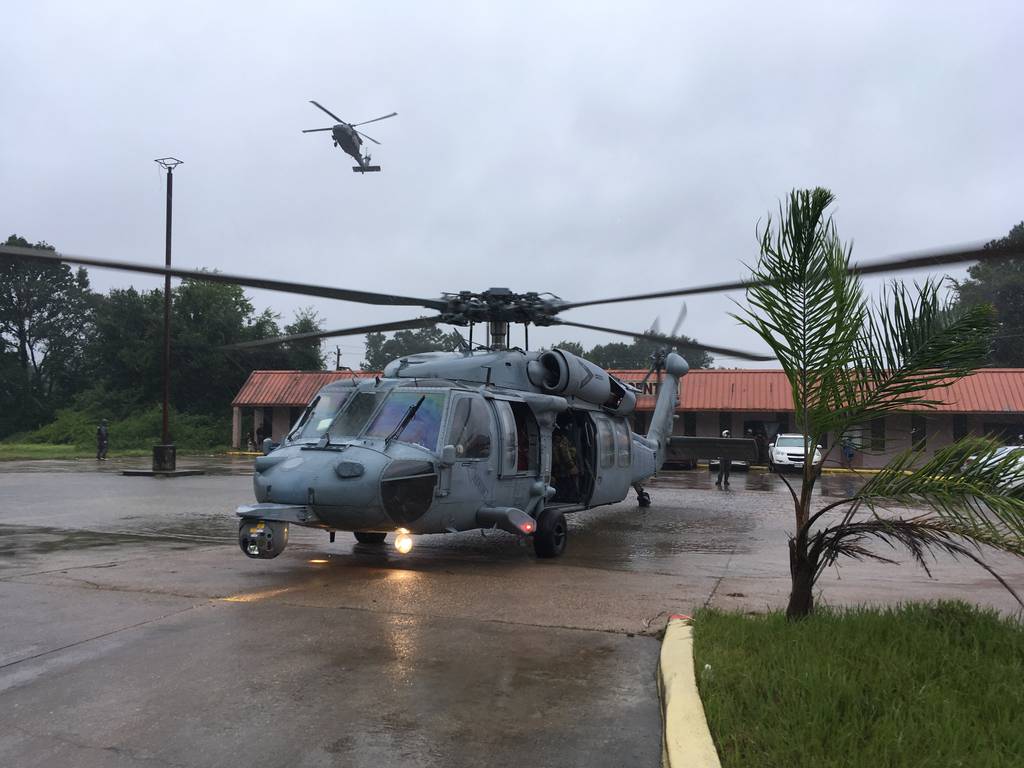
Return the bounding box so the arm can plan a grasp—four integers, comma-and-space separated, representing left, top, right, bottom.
736, 188, 1024, 619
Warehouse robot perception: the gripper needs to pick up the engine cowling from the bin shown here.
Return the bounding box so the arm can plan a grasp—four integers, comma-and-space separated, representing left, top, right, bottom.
526, 349, 636, 415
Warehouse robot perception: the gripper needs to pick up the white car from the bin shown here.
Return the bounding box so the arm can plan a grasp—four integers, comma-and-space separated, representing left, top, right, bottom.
968, 445, 1024, 489
768, 434, 823, 473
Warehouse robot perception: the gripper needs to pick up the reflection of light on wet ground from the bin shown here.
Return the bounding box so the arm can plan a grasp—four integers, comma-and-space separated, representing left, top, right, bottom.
383, 568, 424, 600
221, 586, 299, 602
382, 613, 425, 687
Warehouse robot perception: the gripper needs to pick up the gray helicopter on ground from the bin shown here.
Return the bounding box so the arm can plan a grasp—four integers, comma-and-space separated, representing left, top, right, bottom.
0, 243, 1012, 560
303, 100, 397, 173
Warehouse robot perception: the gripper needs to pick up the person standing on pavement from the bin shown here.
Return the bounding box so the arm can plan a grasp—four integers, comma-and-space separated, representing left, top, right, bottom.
841, 435, 855, 469
96, 419, 109, 461
715, 429, 732, 488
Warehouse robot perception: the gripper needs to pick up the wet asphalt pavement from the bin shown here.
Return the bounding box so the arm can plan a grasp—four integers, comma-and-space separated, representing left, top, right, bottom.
1, 461, 1022, 767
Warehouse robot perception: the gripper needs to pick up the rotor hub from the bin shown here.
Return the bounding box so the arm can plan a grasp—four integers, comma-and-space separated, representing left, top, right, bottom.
438, 288, 565, 327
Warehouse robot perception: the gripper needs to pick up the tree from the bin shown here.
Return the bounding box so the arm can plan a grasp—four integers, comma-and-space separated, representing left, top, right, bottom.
85, 279, 325, 418
362, 327, 465, 370
280, 307, 327, 371
954, 221, 1024, 367
736, 188, 1024, 619
0, 235, 96, 433
587, 333, 713, 370
553, 340, 585, 357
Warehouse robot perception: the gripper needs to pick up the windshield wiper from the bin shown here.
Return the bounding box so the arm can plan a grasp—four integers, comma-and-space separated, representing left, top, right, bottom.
385, 396, 425, 446
288, 396, 319, 441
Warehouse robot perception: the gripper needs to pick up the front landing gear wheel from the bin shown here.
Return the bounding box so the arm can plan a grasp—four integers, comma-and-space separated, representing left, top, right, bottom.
637, 491, 651, 507
533, 509, 568, 558
238, 520, 289, 559
354, 531, 387, 544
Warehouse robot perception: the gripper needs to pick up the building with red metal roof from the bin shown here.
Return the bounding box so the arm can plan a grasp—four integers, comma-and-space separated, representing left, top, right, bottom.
232, 368, 1024, 468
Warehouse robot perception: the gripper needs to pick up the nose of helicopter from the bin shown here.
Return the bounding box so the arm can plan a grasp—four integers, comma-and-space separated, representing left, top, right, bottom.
252, 444, 438, 529
253, 444, 387, 509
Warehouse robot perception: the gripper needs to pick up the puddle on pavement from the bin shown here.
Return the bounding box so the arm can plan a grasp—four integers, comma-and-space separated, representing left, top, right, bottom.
0, 523, 229, 566
651, 469, 865, 498
0, 455, 255, 476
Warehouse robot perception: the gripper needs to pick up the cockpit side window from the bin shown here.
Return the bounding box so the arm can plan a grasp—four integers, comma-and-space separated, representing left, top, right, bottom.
448, 395, 492, 459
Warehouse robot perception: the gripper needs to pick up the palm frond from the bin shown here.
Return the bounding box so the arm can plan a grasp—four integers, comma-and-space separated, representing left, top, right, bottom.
842, 282, 997, 428
732, 188, 865, 440
854, 438, 1024, 536
809, 516, 1024, 606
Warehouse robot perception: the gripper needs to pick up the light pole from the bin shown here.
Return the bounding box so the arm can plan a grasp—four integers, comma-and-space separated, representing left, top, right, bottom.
153, 157, 182, 472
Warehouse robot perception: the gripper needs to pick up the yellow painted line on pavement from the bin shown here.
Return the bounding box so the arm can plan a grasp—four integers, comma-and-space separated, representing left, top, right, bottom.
659, 616, 721, 768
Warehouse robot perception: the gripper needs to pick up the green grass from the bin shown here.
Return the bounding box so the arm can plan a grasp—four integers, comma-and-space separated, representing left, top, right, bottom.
3, 404, 232, 455
693, 602, 1024, 768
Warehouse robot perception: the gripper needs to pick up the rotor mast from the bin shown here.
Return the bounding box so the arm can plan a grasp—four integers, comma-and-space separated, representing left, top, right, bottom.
489, 320, 507, 350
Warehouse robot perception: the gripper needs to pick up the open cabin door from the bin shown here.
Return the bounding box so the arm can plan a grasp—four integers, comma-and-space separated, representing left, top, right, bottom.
490, 398, 541, 509
588, 412, 633, 506
436, 392, 495, 530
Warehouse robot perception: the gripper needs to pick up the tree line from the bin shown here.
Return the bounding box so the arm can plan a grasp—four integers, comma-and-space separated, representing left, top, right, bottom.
0, 235, 324, 440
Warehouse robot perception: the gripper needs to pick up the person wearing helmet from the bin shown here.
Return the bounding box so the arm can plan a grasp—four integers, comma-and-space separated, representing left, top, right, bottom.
715, 429, 731, 487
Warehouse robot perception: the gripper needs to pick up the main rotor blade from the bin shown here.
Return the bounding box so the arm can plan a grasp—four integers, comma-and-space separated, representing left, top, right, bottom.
302, 127, 335, 133
669, 303, 688, 338
560, 243, 1024, 311
223, 316, 442, 350
309, 100, 346, 123
552, 319, 774, 361
351, 112, 397, 127
0, 246, 448, 310
355, 130, 380, 145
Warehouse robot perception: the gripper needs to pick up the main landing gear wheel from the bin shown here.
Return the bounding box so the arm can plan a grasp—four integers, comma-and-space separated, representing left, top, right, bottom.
238, 519, 289, 559
354, 531, 387, 544
637, 491, 651, 507
533, 509, 568, 558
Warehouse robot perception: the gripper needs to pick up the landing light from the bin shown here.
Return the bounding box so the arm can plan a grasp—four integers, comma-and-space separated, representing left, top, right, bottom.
395, 531, 413, 554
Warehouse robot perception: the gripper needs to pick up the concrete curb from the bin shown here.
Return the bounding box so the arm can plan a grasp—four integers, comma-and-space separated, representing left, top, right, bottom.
658, 616, 721, 768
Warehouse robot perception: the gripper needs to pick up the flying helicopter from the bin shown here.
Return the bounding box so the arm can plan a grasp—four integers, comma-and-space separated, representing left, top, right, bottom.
0, 242, 1015, 561
303, 100, 397, 173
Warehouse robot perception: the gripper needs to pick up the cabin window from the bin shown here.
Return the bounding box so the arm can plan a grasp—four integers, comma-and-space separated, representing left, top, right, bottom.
494, 401, 519, 475
613, 419, 631, 467
595, 416, 615, 469
494, 400, 539, 475
365, 391, 448, 451
448, 395, 492, 459
510, 402, 539, 472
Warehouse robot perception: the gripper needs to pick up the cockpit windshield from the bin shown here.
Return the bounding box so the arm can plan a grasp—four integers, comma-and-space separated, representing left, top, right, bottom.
364, 391, 447, 451
328, 390, 388, 441
292, 391, 353, 440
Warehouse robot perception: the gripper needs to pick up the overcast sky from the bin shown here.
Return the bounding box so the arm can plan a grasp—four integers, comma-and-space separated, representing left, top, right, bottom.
3, 1, 1022, 368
